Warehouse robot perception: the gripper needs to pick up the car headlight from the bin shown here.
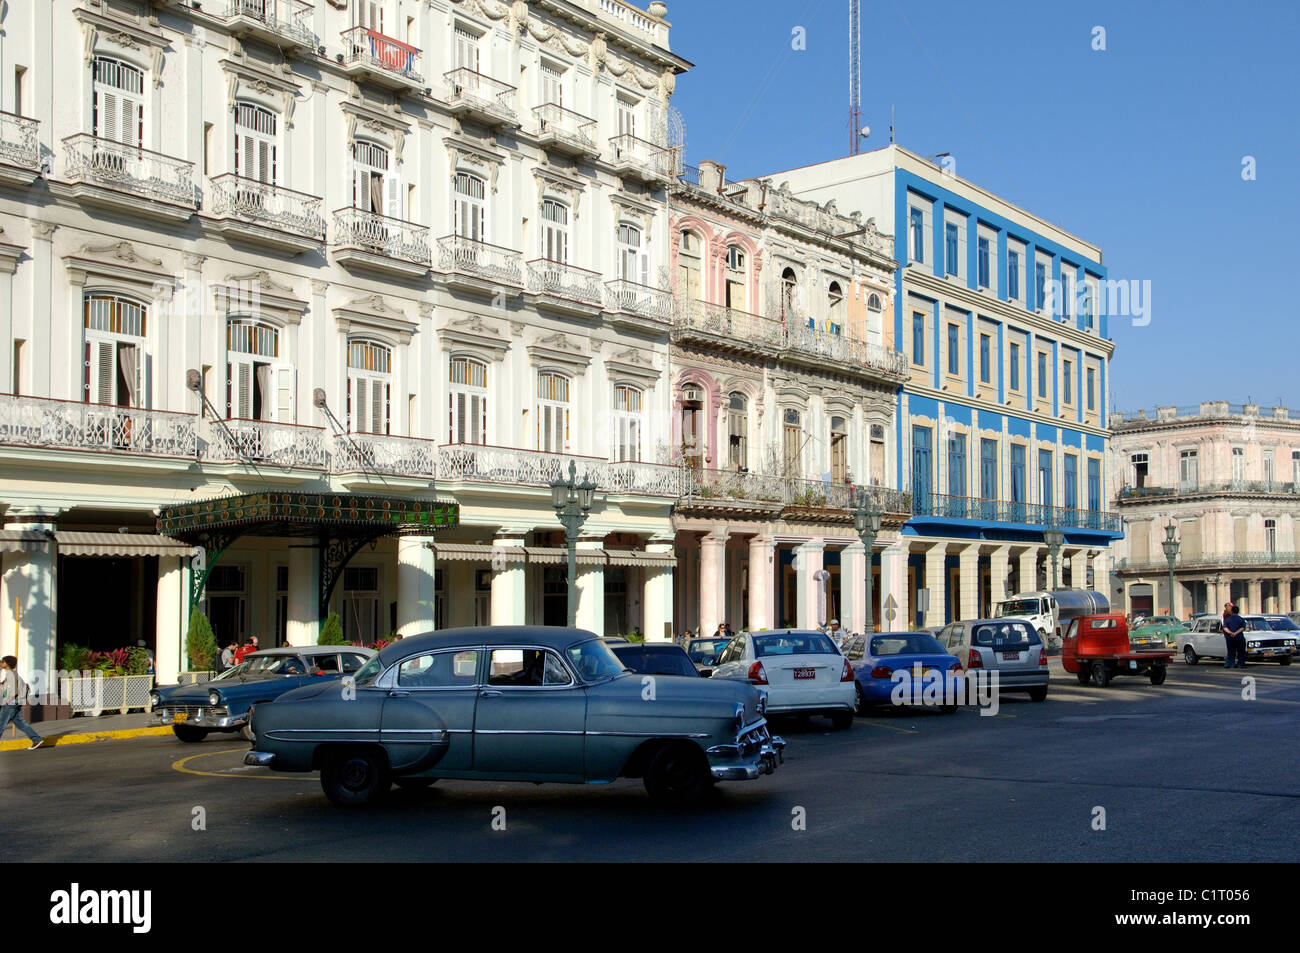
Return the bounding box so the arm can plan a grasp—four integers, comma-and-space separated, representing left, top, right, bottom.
149, 691, 161, 708
1248, 642, 1259, 649
208, 689, 222, 706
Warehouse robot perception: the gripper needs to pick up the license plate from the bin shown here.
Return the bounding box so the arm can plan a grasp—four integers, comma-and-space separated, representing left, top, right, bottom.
172, 711, 188, 723
1000, 652, 1020, 661
794, 668, 815, 680
1129, 660, 1138, 670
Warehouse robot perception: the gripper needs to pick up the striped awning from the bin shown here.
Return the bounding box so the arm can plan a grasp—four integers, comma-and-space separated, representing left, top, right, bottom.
433, 542, 524, 563
0, 529, 50, 554
55, 531, 200, 557
606, 549, 677, 568
523, 546, 607, 566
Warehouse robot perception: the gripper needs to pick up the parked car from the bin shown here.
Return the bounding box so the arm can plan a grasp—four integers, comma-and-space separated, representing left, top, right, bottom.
1129, 621, 1184, 651
684, 636, 732, 675
151, 646, 376, 743
1261, 615, 1300, 656
1178, 615, 1295, 665
709, 629, 856, 729
610, 642, 699, 677
1289, 611, 1300, 628
244, 626, 785, 807
935, 618, 1050, 701
843, 631, 963, 714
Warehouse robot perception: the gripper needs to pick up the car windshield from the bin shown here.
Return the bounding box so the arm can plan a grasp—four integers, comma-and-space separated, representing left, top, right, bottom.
213, 663, 248, 681
997, 599, 1041, 617
752, 633, 837, 657
972, 621, 1039, 648
237, 654, 309, 677
1266, 618, 1299, 631
870, 634, 945, 656
686, 639, 729, 661
566, 639, 626, 682
1243, 617, 1273, 631
351, 655, 383, 688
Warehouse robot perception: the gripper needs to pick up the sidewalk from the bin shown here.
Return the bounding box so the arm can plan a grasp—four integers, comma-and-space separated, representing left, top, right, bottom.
0, 711, 170, 751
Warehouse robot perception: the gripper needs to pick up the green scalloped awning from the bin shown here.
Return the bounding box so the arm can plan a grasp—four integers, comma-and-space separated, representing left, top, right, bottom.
157, 491, 458, 541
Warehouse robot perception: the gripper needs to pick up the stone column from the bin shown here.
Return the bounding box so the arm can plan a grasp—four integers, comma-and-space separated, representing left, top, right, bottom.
488, 534, 526, 628
1093, 552, 1111, 601
699, 529, 729, 635
1247, 578, 1262, 616
1070, 550, 1089, 592
958, 546, 979, 622
1018, 548, 1039, 595
747, 534, 775, 631
840, 541, 866, 635
989, 545, 1010, 608
642, 537, 674, 642
1264, 579, 1278, 614
575, 537, 605, 635
0, 511, 60, 681
397, 536, 438, 636
1206, 576, 1221, 613
924, 544, 947, 627
1291, 580, 1300, 613
880, 540, 909, 631
286, 542, 320, 645
795, 539, 825, 629
155, 556, 184, 685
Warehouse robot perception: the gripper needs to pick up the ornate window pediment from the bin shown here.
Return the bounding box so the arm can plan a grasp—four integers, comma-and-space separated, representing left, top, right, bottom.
333, 294, 417, 346
605, 346, 660, 384
440, 313, 509, 360
215, 270, 307, 327
63, 241, 169, 296
527, 331, 590, 373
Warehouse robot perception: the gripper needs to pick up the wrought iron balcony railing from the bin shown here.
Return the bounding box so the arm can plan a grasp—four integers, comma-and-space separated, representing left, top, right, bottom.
439, 443, 608, 489
224, 0, 315, 46
340, 26, 423, 84
333, 208, 432, 266
1118, 480, 1300, 500
781, 321, 909, 377
525, 258, 603, 305
333, 432, 437, 479
678, 468, 913, 516
671, 298, 785, 350
443, 68, 518, 121
0, 110, 39, 171
209, 174, 325, 241
62, 134, 195, 208
0, 393, 198, 458
205, 418, 328, 469
910, 492, 1122, 532
1116, 552, 1300, 572
437, 235, 524, 287
532, 103, 597, 154
608, 134, 672, 178
605, 279, 673, 321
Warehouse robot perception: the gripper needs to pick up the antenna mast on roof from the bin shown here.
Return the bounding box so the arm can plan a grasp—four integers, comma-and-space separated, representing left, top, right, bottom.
848, 0, 862, 155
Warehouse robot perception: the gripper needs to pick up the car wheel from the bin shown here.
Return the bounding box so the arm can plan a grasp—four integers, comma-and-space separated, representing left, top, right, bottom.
1279, 657, 1292, 666
1028, 685, 1048, 702
393, 777, 437, 790
1075, 670, 1091, 685
1149, 665, 1167, 686
172, 725, 208, 743
643, 743, 712, 807
830, 711, 854, 730
1091, 660, 1111, 688
1183, 646, 1199, 665
854, 683, 866, 716
320, 748, 391, 807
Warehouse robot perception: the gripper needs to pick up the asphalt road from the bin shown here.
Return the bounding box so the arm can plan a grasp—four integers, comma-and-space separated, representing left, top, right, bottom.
3, 659, 1298, 862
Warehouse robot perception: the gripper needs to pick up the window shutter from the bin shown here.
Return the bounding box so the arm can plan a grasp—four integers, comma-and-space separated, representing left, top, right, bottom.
371, 382, 386, 434
386, 174, 401, 221
455, 392, 466, 443
99, 90, 119, 142
353, 377, 366, 431
275, 365, 296, 423
234, 360, 252, 418
475, 394, 485, 444
96, 340, 114, 404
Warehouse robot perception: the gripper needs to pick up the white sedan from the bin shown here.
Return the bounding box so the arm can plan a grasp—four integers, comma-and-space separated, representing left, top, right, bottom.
710, 629, 856, 729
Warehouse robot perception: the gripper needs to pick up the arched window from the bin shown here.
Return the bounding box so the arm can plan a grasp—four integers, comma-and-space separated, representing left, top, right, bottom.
226, 318, 291, 421
347, 339, 391, 434
92, 57, 143, 149
678, 229, 702, 299
780, 267, 797, 316
867, 292, 883, 312
870, 423, 886, 486
83, 293, 146, 407
827, 281, 844, 333
540, 198, 569, 262
453, 171, 486, 241
536, 371, 571, 453
449, 356, 488, 444
352, 140, 392, 216
782, 407, 802, 476
617, 222, 648, 285
234, 102, 277, 185
725, 245, 747, 310
830, 415, 848, 483
727, 392, 748, 470
613, 385, 643, 462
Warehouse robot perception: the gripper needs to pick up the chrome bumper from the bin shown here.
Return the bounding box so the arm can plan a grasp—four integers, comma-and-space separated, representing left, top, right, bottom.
244, 751, 276, 767
153, 708, 244, 730
707, 717, 786, 781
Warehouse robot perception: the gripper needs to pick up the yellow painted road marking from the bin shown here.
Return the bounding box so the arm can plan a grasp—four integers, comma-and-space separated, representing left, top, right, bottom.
172, 747, 314, 781
859, 720, 917, 734
0, 725, 172, 752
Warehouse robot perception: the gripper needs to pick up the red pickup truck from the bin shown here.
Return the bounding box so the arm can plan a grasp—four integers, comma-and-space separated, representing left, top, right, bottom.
1061, 614, 1173, 687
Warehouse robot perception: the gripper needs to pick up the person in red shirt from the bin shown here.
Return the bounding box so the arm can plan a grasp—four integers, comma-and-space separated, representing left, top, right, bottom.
232, 635, 260, 665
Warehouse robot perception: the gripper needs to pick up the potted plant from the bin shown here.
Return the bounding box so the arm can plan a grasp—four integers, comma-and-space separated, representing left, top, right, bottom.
179, 609, 218, 685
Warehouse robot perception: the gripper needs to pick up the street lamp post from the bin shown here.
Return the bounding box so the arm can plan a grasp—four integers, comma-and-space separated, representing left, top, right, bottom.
1162, 520, 1180, 619
851, 485, 883, 634
1044, 528, 1064, 591
550, 459, 596, 628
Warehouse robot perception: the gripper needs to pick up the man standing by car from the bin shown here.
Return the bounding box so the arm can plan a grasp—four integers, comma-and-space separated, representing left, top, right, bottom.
1223, 604, 1247, 669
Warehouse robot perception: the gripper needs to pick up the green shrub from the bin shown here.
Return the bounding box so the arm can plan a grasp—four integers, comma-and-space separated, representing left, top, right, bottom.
125, 646, 151, 675
186, 609, 217, 671
60, 643, 93, 673
318, 612, 346, 645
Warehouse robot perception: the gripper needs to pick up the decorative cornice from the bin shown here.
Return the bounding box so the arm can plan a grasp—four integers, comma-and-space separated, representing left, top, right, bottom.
334, 294, 418, 345
440, 313, 510, 356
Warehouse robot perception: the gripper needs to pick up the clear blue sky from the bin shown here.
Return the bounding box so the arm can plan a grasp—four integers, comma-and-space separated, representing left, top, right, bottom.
666, 0, 1299, 413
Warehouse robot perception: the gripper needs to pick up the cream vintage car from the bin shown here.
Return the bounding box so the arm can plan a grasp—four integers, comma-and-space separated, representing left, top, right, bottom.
244, 626, 785, 807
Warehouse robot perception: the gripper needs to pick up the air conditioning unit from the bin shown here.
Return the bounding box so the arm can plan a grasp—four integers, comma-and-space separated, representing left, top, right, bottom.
682, 385, 703, 403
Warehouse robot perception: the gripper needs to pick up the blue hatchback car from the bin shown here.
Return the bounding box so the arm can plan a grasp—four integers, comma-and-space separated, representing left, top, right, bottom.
844, 632, 964, 714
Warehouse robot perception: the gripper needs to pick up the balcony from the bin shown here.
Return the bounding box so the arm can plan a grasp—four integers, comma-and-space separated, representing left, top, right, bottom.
608, 134, 672, 185
436, 235, 523, 294
208, 174, 325, 253
909, 492, 1123, 534
0, 111, 40, 187
332, 432, 437, 487
1116, 481, 1300, 504
677, 468, 913, 523
61, 135, 195, 221
443, 68, 518, 129
0, 394, 198, 465
780, 321, 909, 380
1116, 552, 1300, 573
670, 298, 784, 355
438, 444, 681, 499
525, 259, 604, 316
204, 418, 328, 471
224, 0, 316, 51
332, 208, 431, 278
339, 26, 423, 90
532, 104, 598, 158
604, 279, 673, 330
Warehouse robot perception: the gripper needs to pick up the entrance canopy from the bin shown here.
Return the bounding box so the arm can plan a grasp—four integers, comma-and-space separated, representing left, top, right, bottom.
157, 491, 459, 620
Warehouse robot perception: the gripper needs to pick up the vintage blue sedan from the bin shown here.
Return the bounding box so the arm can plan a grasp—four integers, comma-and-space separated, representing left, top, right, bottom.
151, 646, 375, 742
244, 626, 785, 807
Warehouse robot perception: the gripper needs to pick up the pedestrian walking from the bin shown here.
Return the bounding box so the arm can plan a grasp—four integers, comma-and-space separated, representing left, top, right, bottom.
1222, 603, 1247, 669
0, 656, 45, 749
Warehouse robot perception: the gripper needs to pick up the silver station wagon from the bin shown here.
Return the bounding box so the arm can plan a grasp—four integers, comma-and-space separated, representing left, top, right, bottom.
244, 626, 785, 807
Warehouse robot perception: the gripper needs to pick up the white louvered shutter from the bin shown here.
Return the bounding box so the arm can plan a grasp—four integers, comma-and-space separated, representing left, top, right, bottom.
275, 366, 296, 423
85, 340, 116, 404
386, 174, 402, 221
227, 358, 253, 418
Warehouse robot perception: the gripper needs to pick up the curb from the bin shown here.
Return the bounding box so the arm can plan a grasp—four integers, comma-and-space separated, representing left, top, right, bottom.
0, 725, 172, 751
